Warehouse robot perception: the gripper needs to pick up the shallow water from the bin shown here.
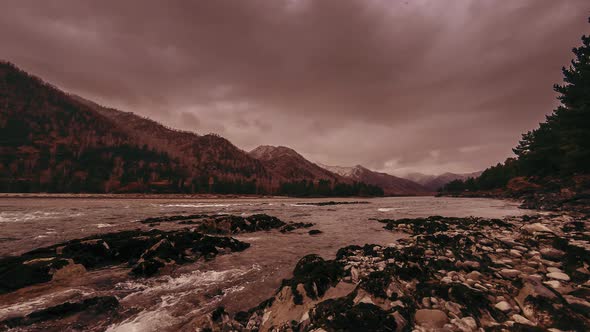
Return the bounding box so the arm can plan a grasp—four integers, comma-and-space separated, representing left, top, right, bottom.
0, 196, 534, 331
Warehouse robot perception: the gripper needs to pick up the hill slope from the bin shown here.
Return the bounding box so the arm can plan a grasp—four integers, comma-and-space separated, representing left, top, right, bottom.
319, 164, 431, 196
250, 145, 342, 183
405, 171, 482, 191
250, 146, 385, 196
0, 62, 271, 193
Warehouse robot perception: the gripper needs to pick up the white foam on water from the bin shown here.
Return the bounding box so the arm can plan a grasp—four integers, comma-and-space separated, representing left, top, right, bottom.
377, 207, 405, 212
223, 285, 245, 294
108, 265, 260, 332
0, 211, 84, 223
0, 288, 93, 319
105, 305, 178, 332
234, 236, 261, 242
159, 203, 235, 208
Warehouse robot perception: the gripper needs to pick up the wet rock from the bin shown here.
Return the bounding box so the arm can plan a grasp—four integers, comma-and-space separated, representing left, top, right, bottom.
280, 222, 315, 233
515, 277, 590, 330
198, 214, 287, 234
414, 309, 448, 329
309, 296, 397, 332
0, 229, 250, 293
0, 256, 69, 294
211, 306, 230, 323
0, 296, 118, 329
284, 254, 344, 304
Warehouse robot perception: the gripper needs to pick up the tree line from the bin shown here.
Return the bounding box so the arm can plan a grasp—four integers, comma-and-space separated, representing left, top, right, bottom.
441, 21, 590, 193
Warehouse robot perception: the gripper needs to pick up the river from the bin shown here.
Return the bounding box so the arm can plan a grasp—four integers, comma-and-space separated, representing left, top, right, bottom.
0, 196, 535, 331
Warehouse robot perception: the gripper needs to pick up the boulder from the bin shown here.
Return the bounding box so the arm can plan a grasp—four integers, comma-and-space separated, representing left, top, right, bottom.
310, 297, 398, 332
0, 229, 251, 293
414, 309, 449, 329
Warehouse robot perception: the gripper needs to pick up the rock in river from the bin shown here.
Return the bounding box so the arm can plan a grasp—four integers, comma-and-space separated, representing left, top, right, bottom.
0, 229, 249, 293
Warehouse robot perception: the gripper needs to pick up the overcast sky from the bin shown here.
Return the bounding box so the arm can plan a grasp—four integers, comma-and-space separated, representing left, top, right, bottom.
2, 0, 588, 175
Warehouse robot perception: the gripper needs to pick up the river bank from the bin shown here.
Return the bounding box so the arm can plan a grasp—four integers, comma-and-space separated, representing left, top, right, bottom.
439, 176, 590, 217
202, 213, 590, 331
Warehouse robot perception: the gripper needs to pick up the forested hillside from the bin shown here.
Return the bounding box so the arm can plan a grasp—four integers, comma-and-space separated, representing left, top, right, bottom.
440, 23, 590, 210
0, 62, 272, 193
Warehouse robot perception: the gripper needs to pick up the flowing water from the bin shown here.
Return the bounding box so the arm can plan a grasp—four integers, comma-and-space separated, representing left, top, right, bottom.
0, 196, 535, 331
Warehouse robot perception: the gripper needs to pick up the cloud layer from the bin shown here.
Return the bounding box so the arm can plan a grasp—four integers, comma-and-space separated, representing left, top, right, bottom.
2, 0, 588, 175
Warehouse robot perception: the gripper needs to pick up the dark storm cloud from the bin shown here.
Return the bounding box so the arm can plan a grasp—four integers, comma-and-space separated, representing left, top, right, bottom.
1, 0, 588, 174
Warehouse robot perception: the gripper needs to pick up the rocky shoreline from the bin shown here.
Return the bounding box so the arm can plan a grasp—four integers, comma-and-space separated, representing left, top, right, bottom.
439, 176, 590, 216
138, 213, 316, 234
2, 209, 589, 331
0, 213, 325, 331
0, 229, 251, 295
201, 213, 590, 331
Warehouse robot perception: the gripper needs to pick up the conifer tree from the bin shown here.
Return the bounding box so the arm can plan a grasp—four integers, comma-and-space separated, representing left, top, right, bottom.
514, 18, 590, 176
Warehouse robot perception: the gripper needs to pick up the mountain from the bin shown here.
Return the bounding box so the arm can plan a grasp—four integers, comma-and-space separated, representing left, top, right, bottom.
405, 171, 482, 191
249, 146, 385, 196
319, 164, 431, 196
249, 145, 342, 183
0, 61, 422, 197
0, 61, 272, 193
73, 96, 273, 186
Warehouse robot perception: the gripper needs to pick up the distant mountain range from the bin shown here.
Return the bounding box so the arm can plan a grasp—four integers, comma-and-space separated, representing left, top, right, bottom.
404, 171, 483, 191
0, 61, 457, 196
318, 164, 431, 196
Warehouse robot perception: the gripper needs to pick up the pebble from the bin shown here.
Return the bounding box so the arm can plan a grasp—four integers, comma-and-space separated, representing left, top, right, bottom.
500, 269, 520, 279
465, 271, 482, 280
453, 317, 477, 332
494, 301, 511, 312
543, 280, 562, 290
547, 272, 571, 281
